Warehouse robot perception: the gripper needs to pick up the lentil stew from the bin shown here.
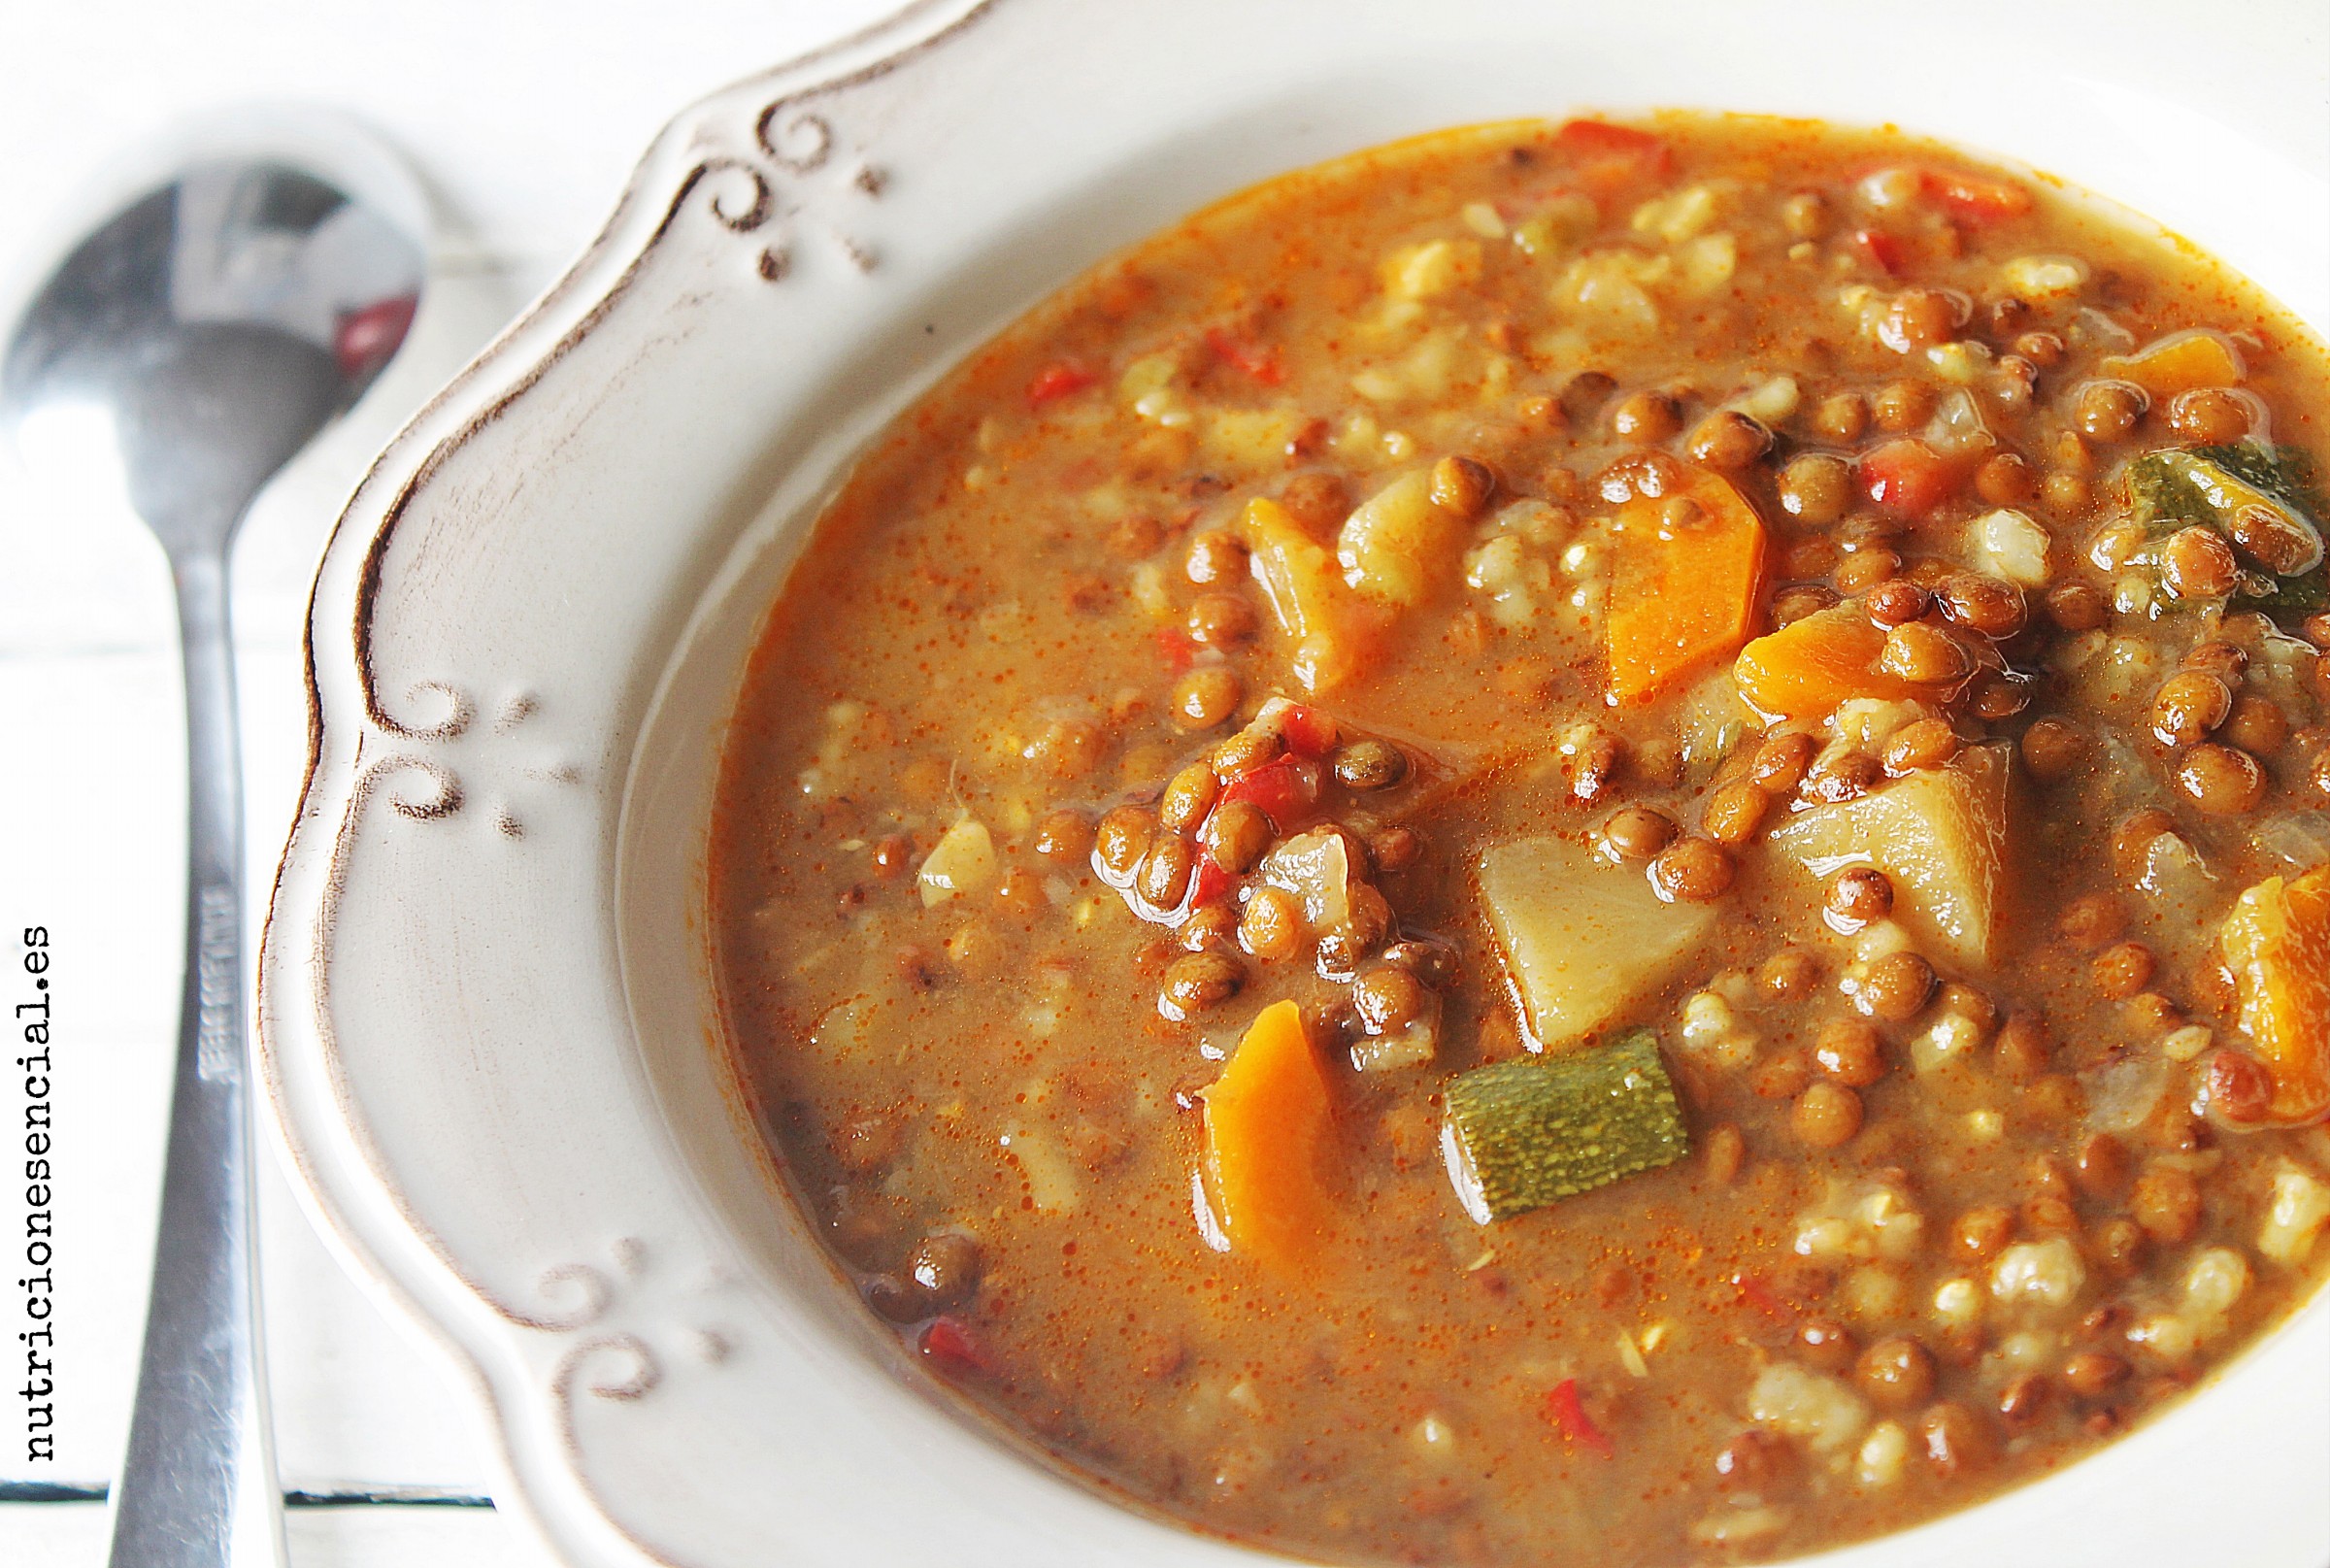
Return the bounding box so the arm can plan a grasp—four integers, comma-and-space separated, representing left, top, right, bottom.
710, 115, 2330, 1565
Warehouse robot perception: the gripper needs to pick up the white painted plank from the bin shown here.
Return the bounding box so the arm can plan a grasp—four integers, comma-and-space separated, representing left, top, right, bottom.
0, 1501, 570, 1568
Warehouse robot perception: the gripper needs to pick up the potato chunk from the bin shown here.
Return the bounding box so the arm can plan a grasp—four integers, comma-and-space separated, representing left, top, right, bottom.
1338, 470, 1466, 607
1768, 743, 2012, 970
1477, 834, 1714, 1049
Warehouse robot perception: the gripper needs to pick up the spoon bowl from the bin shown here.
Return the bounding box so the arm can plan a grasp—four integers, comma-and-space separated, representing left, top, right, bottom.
1, 115, 424, 1568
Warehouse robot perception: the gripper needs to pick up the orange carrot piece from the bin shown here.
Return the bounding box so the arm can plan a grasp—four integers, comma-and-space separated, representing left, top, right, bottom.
1605, 465, 1767, 705
2220, 865, 2330, 1124
2102, 330, 2245, 400
1917, 166, 2033, 224
1201, 1000, 1341, 1276
1241, 497, 1388, 693
1733, 603, 1920, 720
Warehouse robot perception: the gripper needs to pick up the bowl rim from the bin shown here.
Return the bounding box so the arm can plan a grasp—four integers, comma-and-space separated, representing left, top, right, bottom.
256, 2, 2330, 1565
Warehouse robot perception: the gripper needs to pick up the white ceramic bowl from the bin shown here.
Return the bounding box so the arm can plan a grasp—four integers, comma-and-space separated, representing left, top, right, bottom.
257, 2, 2330, 1564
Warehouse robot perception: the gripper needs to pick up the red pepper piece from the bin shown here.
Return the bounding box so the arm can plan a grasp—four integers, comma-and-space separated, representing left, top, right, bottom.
1918, 166, 2032, 225
1204, 325, 1285, 386
1859, 438, 1958, 519
1546, 1378, 1614, 1457
1852, 228, 1907, 277
1181, 857, 1238, 917
1219, 757, 1318, 831
1025, 360, 1099, 408
918, 1316, 994, 1376
1156, 627, 1200, 673
1276, 704, 1340, 757
1551, 118, 1672, 197
1731, 1271, 1796, 1322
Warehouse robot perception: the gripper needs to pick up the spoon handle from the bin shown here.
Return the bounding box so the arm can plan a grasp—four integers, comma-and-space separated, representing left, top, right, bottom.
108, 554, 286, 1568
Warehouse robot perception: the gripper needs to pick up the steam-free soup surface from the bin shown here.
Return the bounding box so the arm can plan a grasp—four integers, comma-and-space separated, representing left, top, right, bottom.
712, 115, 2330, 1564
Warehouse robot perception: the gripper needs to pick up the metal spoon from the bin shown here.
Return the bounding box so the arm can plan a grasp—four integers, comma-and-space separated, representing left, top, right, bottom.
1, 117, 425, 1567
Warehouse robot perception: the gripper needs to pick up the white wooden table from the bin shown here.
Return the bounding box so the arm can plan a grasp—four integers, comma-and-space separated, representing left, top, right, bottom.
0, 3, 892, 1560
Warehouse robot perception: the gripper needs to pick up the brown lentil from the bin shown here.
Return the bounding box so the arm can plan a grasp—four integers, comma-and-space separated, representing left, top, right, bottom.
1429, 454, 1496, 517
2151, 672, 2234, 747
1777, 453, 1851, 523
2019, 717, 2089, 782
1172, 666, 1244, 730
1686, 410, 1774, 470
1610, 389, 1681, 443
1333, 738, 1410, 791
1186, 592, 1259, 648
1158, 762, 1218, 834
2220, 693, 2289, 755
1237, 884, 1304, 962
1824, 867, 1895, 930
1865, 578, 1932, 628
1856, 1338, 1938, 1411
1648, 837, 1736, 903
1200, 800, 1274, 874
2174, 743, 2265, 815
2073, 380, 2147, 441
1183, 530, 1248, 585
1952, 1207, 2014, 1263
1702, 781, 1770, 848
2166, 386, 2253, 444
1814, 1019, 1887, 1086
1872, 380, 1935, 431
1601, 804, 1679, 861
1159, 951, 1245, 1019
1935, 573, 2026, 638
1859, 951, 1937, 1021
1791, 1083, 1864, 1149
1881, 621, 1973, 684
1136, 835, 1198, 908
1748, 729, 1817, 792
1974, 451, 2037, 506
1882, 717, 1961, 774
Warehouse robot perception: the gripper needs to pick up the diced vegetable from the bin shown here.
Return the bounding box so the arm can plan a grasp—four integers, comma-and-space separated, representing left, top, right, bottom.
1025, 360, 1098, 407
2124, 445, 2326, 612
1476, 834, 1715, 1047
1241, 496, 1391, 691
2102, 330, 2244, 399
1442, 1029, 1690, 1223
1732, 603, 1919, 721
1205, 325, 1285, 384
1859, 438, 1958, 518
1259, 827, 1357, 929
1382, 238, 1482, 302
1552, 118, 1672, 198
2260, 1164, 2330, 1263
1222, 757, 1321, 833
1768, 743, 2013, 970
1339, 469, 1468, 607
1967, 507, 2052, 587
918, 1316, 995, 1375
1745, 1362, 1871, 1454
1275, 703, 1341, 756
2218, 865, 2330, 1123
1201, 1000, 1342, 1276
918, 817, 998, 907
1546, 1378, 1614, 1457
1853, 228, 1907, 277
1604, 463, 1769, 705
1915, 166, 2033, 224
